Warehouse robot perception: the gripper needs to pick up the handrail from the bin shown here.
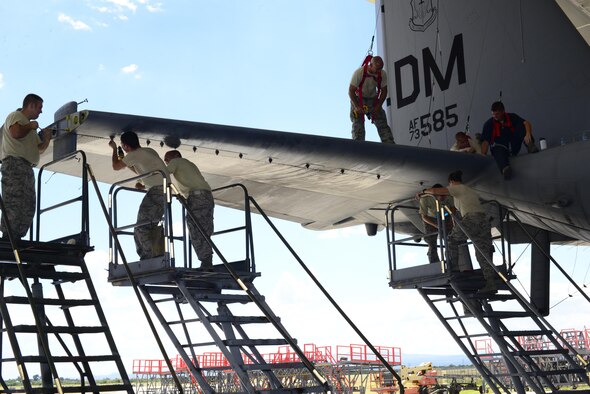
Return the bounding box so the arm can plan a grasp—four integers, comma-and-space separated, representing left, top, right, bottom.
36, 150, 90, 245
108, 170, 173, 266
386, 199, 508, 275
386, 202, 452, 273
85, 163, 184, 393
445, 205, 589, 370
0, 194, 63, 392
502, 206, 590, 304
171, 183, 330, 391
387, 196, 589, 387
211, 183, 255, 272
386, 204, 422, 272
247, 195, 404, 393
479, 199, 588, 304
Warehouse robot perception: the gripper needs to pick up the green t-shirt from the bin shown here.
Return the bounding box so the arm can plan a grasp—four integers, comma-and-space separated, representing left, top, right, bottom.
419, 195, 454, 218
122, 147, 169, 189
166, 157, 211, 198
1, 111, 42, 165
448, 184, 484, 215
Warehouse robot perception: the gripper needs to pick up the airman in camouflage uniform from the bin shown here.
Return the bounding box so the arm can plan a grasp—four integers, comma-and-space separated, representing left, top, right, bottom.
164, 150, 214, 269
1, 94, 52, 239
418, 184, 455, 263
109, 131, 168, 260
348, 56, 395, 144
421, 170, 497, 294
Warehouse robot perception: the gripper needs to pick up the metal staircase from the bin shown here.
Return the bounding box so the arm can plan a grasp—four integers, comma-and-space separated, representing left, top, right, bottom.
418, 279, 589, 394
134, 272, 329, 393
0, 151, 133, 393
106, 180, 332, 393
386, 201, 590, 394
0, 240, 133, 394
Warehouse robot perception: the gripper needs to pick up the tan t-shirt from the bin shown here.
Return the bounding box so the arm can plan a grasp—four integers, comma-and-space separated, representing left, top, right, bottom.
122, 147, 169, 189
167, 157, 211, 198
1, 111, 42, 165
419, 195, 454, 218
350, 67, 388, 98
448, 184, 484, 215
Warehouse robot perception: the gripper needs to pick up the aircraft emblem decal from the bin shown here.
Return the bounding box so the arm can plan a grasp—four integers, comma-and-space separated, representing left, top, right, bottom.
409, 0, 437, 32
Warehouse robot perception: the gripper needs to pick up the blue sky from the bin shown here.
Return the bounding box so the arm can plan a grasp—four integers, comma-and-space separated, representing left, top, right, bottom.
1, 0, 589, 378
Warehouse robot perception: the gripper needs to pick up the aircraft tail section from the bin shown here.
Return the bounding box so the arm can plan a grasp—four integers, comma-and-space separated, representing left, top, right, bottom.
378, 0, 590, 149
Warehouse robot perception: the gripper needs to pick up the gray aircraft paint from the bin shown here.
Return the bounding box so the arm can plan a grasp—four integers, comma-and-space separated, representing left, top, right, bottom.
379, 0, 590, 149
40, 0, 590, 244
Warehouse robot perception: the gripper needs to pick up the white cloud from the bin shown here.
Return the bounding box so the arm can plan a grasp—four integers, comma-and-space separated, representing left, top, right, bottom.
121, 64, 138, 74
90, 0, 162, 22
146, 2, 163, 12
0, 73, 4, 89
58, 13, 92, 31
106, 0, 138, 12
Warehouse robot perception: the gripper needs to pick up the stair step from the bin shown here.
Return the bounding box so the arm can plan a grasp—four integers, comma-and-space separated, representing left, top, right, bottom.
530, 368, 588, 377
0, 263, 87, 281
550, 390, 590, 394
513, 348, 569, 356
476, 293, 515, 301
224, 338, 289, 347
11, 324, 106, 334
483, 311, 531, 318
7, 384, 132, 394
479, 348, 569, 358
168, 317, 201, 325
3, 296, 96, 307
208, 315, 270, 324
0, 253, 87, 266
489, 368, 590, 379
193, 293, 254, 303
458, 332, 490, 339
143, 286, 258, 303
499, 329, 551, 337
18, 355, 120, 363
184, 341, 217, 348
37, 383, 132, 393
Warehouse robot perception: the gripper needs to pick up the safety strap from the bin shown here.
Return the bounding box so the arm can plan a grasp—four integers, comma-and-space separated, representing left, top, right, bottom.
490, 113, 515, 145
356, 55, 382, 110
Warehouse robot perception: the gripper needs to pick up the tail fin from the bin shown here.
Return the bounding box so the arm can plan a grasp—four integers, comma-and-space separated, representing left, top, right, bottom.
377, 0, 590, 149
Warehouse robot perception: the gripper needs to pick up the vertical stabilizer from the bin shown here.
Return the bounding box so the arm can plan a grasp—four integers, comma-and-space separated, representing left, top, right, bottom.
378, 0, 590, 149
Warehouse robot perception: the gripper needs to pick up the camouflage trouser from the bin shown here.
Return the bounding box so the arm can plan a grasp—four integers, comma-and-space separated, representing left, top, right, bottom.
185, 190, 214, 264
423, 222, 440, 263
447, 212, 495, 281
0, 156, 36, 238
350, 96, 395, 144
135, 185, 165, 260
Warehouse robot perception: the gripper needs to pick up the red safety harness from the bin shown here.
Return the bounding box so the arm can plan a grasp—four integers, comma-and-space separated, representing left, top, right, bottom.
490, 113, 515, 145
356, 55, 382, 110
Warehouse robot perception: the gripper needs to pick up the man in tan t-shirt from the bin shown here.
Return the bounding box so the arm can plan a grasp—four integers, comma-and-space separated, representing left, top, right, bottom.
421, 170, 497, 294
164, 150, 214, 269
109, 131, 169, 260
1, 93, 52, 239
